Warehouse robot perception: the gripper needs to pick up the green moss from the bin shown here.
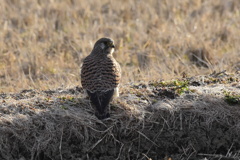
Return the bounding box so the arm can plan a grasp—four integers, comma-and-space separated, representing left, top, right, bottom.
223, 91, 240, 105
227, 77, 239, 82
150, 80, 189, 95
60, 105, 68, 110
150, 80, 188, 87
58, 96, 76, 102
175, 84, 189, 95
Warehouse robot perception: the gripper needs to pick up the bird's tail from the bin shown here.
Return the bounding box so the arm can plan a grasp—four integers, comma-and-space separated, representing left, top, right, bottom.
87, 90, 114, 119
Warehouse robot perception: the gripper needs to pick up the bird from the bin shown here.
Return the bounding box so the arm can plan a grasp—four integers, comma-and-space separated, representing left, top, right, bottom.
80, 38, 121, 119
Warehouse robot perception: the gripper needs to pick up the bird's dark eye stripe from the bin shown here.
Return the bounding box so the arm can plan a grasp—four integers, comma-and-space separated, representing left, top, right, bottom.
107, 41, 113, 45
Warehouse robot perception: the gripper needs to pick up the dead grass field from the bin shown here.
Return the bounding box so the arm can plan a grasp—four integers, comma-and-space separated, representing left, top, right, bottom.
0, 0, 240, 92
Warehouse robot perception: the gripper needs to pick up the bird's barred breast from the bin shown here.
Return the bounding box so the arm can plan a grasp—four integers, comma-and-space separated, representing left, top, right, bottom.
81, 56, 121, 92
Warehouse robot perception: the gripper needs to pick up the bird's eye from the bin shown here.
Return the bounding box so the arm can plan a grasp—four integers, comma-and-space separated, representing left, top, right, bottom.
107, 41, 114, 47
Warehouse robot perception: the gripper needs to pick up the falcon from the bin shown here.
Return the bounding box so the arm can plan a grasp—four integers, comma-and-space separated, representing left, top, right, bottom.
81, 38, 121, 119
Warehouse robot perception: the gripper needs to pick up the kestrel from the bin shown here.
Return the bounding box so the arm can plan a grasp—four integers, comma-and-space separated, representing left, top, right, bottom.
81, 38, 121, 119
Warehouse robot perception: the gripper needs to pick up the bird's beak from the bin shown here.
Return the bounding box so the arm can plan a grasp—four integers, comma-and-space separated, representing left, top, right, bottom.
112, 44, 115, 48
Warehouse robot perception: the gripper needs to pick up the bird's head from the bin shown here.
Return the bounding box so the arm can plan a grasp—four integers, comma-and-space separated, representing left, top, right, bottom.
92, 37, 115, 55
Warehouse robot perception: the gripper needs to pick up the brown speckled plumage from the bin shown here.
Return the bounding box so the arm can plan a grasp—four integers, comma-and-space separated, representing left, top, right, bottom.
80, 38, 121, 119
81, 54, 121, 92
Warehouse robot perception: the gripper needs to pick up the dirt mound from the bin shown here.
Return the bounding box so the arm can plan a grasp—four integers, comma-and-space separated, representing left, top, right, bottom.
0, 72, 240, 160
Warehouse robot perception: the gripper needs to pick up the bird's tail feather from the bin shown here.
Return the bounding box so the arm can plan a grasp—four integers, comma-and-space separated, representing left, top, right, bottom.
87, 90, 114, 119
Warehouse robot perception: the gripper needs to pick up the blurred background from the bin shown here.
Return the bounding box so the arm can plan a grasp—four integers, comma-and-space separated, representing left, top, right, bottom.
0, 0, 239, 92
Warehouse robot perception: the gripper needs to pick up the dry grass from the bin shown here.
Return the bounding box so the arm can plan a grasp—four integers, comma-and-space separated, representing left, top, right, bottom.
1, 2, 240, 159
0, 72, 239, 159
0, 0, 240, 92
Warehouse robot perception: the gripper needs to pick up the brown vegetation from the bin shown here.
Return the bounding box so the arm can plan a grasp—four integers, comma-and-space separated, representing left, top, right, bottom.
0, 0, 240, 92
1, 0, 240, 159
0, 72, 239, 159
